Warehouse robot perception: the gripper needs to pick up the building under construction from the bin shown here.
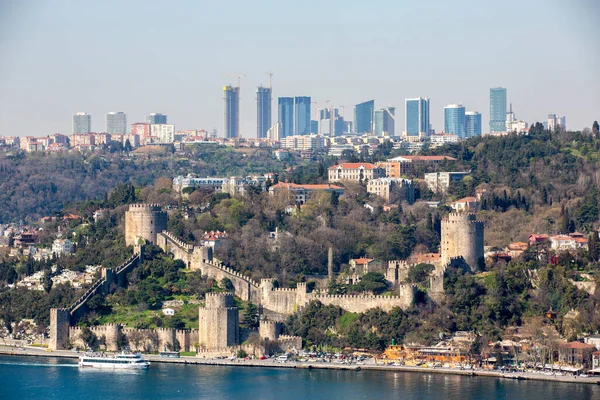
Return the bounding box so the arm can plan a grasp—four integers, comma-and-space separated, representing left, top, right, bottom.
224, 85, 240, 138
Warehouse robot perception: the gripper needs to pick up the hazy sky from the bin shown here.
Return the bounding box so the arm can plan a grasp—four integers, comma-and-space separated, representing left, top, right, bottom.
0, 0, 598, 137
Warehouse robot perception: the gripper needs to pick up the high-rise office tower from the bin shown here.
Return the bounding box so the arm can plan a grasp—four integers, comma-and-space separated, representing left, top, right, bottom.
310, 120, 319, 134
547, 114, 567, 131
294, 96, 311, 135
73, 112, 91, 134
256, 86, 271, 139
278, 97, 294, 139
489, 87, 507, 132
105, 112, 127, 134
318, 108, 339, 137
374, 107, 395, 136
354, 100, 375, 134
465, 111, 482, 137
224, 85, 240, 138
444, 104, 466, 137
405, 97, 430, 136
146, 113, 167, 124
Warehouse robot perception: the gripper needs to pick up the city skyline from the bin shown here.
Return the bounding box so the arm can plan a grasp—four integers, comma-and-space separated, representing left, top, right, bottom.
0, 1, 598, 137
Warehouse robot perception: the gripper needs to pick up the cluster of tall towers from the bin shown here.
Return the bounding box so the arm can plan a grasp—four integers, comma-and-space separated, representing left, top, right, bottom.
223, 79, 513, 139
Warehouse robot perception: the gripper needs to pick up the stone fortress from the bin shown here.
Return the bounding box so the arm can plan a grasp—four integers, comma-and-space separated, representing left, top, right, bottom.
50, 204, 484, 355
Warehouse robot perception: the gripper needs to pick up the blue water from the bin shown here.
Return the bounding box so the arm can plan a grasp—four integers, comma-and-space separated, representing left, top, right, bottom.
0, 356, 599, 399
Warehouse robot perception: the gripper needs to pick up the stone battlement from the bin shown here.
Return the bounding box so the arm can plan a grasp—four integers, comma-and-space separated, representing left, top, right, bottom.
128, 203, 163, 210
160, 231, 194, 251
204, 292, 235, 308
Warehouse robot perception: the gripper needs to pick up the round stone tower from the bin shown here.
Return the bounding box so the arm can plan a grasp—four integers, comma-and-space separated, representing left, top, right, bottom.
125, 204, 167, 246
441, 212, 484, 271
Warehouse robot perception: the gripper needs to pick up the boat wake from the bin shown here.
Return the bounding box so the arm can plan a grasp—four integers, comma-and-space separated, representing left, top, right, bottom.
0, 361, 78, 368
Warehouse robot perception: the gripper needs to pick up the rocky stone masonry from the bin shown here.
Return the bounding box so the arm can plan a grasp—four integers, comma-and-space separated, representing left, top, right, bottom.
125, 204, 167, 246
441, 212, 484, 272
198, 292, 239, 350
68, 324, 199, 353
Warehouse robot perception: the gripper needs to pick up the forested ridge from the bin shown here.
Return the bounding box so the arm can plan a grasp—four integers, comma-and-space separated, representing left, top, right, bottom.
0, 147, 286, 223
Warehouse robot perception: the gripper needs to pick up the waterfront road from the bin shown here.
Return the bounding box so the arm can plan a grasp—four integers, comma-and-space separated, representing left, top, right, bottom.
1, 345, 599, 385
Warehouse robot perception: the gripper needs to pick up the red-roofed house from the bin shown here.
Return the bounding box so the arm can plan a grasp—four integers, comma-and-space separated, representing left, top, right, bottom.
328, 163, 384, 183
269, 182, 344, 204
558, 342, 596, 369
505, 242, 528, 258
528, 234, 549, 246
377, 155, 457, 177
201, 231, 229, 249
450, 196, 479, 212
349, 257, 378, 275
550, 234, 588, 252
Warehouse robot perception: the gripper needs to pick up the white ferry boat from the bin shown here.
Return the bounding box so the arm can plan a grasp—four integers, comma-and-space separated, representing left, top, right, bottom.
78, 352, 150, 369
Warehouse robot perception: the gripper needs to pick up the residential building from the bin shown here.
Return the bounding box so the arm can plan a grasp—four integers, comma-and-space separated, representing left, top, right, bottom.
131, 122, 151, 138
424, 171, 470, 193
328, 163, 384, 183
268, 182, 345, 205
429, 133, 459, 147
444, 104, 466, 138
70, 133, 95, 147
146, 113, 167, 124
405, 97, 430, 136
73, 112, 91, 134
349, 257, 378, 275
367, 178, 415, 204
224, 85, 240, 138
150, 124, 176, 143
105, 112, 127, 134
283, 134, 325, 151
450, 196, 479, 212
294, 96, 311, 135
256, 86, 272, 139
201, 230, 229, 249
505, 242, 528, 258
550, 233, 588, 252
465, 111, 482, 137
528, 234, 550, 246
278, 97, 294, 138
172, 175, 225, 193
380, 155, 457, 177
52, 239, 73, 256
374, 107, 395, 136
558, 342, 596, 369
354, 100, 375, 134
489, 87, 507, 132
505, 103, 529, 133
548, 114, 567, 132
222, 176, 267, 196
267, 122, 282, 141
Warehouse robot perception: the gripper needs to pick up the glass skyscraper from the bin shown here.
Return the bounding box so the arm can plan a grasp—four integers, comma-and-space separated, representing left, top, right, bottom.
444, 104, 466, 137
146, 113, 167, 124
354, 100, 375, 134
374, 107, 395, 136
294, 96, 311, 135
465, 111, 482, 138
405, 97, 430, 136
224, 85, 240, 138
256, 86, 271, 139
73, 112, 91, 134
278, 97, 294, 138
105, 112, 127, 134
489, 87, 507, 132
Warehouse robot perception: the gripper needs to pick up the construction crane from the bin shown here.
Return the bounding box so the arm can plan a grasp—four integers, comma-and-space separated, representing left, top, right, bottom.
266, 71, 273, 91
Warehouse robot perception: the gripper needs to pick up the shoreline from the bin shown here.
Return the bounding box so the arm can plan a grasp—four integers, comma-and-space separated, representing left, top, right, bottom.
2, 346, 599, 385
